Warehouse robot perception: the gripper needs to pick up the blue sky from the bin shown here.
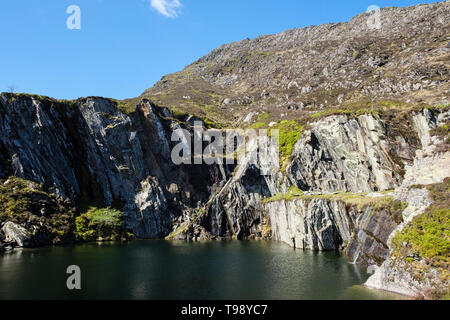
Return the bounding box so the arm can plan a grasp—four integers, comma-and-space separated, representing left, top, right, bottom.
0, 0, 442, 100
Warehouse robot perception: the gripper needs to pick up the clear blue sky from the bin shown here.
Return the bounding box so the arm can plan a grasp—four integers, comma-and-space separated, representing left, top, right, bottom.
0, 0, 441, 100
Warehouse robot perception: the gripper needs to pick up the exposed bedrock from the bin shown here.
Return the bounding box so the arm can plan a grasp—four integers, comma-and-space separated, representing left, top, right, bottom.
265, 198, 399, 267
0, 93, 448, 298
0, 94, 231, 238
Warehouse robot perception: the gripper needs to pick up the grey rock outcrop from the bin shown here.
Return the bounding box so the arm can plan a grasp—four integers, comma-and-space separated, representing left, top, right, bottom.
1, 221, 33, 248
287, 115, 412, 193
198, 110, 430, 240
0, 94, 230, 239
265, 199, 352, 251
365, 258, 430, 297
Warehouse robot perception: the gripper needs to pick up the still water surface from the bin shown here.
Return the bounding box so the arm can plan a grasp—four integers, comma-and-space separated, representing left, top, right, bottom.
0, 240, 404, 300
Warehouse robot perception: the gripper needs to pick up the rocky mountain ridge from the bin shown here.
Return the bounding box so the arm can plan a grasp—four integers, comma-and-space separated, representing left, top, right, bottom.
141, 1, 449, 128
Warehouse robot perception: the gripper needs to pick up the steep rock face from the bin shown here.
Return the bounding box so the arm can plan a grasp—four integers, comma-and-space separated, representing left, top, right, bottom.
203, 165, 275, 239
199, 111, 429, 236
343, 202, 399, 266
265, 199, 353, 251
265, 197, 400, 267
0, 94, 229, 239
0, 95, 81, 201
286, 114, 416, 193
188, 108, 446, 276
129, 177, 170, 238
200, 135, 284, 240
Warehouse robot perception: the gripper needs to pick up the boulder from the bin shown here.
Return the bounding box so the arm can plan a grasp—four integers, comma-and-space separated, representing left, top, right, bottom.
1, 221, 33, 248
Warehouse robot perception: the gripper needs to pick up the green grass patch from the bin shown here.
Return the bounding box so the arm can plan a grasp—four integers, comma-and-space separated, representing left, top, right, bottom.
169, 108, 189, 120
114, 99, 137, 114
264, 188, 405, 222
249, 122, 267, 130
270, 120, 304, 169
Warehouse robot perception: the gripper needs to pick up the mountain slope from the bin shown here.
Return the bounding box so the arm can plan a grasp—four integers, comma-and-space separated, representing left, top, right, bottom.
142, 1, 449, 128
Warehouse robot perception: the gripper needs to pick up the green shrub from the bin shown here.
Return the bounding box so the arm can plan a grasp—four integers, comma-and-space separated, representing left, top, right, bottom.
169, 108, 189, 120
75, 207, 127, 241
75, 211, 96, 241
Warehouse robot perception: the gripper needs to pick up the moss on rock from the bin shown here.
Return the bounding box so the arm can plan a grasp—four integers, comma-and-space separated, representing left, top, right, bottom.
391, 178, 450, 300
0, 177, 74, 245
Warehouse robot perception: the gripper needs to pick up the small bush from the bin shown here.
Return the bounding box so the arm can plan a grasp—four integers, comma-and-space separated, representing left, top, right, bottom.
75, 207, 128, 241
169, 108, 189, 120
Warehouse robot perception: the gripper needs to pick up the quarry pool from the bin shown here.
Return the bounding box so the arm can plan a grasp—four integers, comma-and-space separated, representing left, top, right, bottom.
0, 240, 404, 300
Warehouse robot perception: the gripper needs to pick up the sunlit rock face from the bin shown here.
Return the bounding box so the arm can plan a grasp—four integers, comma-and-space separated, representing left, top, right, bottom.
0, 94, 230, 238
286, 115, 407, 194
202, 110, 432, 237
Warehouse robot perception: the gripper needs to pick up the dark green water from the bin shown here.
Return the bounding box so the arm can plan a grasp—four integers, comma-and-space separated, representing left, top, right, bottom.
0, 240, 403, 300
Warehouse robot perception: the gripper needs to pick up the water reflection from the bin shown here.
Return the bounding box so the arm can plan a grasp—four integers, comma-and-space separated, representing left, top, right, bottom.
0, 240, 405, 300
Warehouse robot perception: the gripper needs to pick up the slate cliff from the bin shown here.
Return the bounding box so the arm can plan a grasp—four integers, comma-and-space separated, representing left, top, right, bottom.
0, 94, 232, 240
